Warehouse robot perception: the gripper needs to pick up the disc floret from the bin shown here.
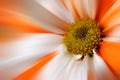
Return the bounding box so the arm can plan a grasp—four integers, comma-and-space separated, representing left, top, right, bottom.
63, 19, 101, 57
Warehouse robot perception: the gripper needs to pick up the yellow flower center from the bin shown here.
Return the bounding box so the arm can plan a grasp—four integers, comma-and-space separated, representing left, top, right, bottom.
63, 19, 102, 57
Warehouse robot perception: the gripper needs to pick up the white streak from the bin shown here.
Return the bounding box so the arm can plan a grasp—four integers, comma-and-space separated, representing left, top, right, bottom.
0, 33, 62, 80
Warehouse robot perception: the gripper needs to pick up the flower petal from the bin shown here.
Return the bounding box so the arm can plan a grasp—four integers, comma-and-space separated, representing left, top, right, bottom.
72, 0, 88, 19
0, 9, 50, 42
97, 0, 116, 20
103, 24, 120, 42
104, 25, 120, 37
70, 0, 98, 20
0, 9, 50, 33
82, 0, 98, 19
33, 45, 73, 80
100, 42, 120, 79
1, 0, 69, 34
61, 0, 80, 21
92, 51, 117, 80
0, 34, 62, 59
100, 0, 120, 32
16, 52, 57, 80
103, 37, 120, 43
68, 57, 88, 80
35, 0, 74, 23
0, 34, 62, 80
87, 56, 96, 80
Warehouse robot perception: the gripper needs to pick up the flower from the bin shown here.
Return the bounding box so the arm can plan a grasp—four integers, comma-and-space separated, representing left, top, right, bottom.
0, 0, 120, 80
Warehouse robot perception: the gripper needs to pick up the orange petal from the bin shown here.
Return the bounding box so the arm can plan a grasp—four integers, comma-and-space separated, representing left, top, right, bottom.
97, 0, 116, 21
1, 0, 70, 34
0, 10, 51, 42
100, 42, 120, 78
0, 1, 50, 33
15, 51, 57, 80
0, 10, 50, 33
99, 1, 120, 32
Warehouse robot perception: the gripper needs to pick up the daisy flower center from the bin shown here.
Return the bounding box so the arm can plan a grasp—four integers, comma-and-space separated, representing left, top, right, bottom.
63, 19, 102, 57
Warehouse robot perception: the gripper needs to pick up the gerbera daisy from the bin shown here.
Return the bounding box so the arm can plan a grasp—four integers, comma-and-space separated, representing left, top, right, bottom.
0, 0, 120, 80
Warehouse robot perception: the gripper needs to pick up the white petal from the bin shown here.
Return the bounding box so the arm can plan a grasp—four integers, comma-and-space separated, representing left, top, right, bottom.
68, 57, 88, 80
103, 37, 120, 42
93, 52, 117, 80
107, 25, 120, 37
35, 0, 74, 23
82, 0, 98, 19
1, 0, 69, 34
87, 56, 96, 80
73, 0, 88, 19
32, 45, 88, 80
33, 45, 73, 80
62, 0, 79, 20
0, 34, 62, 80
103, 25, 120, 42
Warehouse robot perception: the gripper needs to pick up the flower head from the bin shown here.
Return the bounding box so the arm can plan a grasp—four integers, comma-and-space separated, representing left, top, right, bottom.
0, 0, 120, 80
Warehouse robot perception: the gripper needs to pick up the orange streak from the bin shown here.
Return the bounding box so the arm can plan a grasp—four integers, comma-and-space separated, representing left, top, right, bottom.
15, 51, 57, 80
61, 0, 68, 9
97, 0, 116, 21
100, 7, 120, 30
0, 11, 51, 33
100, 42, 120, 78
0, 10, 52, 42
